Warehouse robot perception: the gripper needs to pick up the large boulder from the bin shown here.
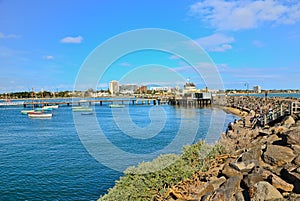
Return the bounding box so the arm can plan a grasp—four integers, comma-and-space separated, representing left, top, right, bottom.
250, 181, 283, 201
269, 173, 294, 192
230, 161, 256, 173
222, 163, 242, 178
211, 175, 242, 201
291, 145, 300, 155
263, 145, 296, 166
282, 116, 295, 128
280, 169, 300, 193
285, 127, 300, 145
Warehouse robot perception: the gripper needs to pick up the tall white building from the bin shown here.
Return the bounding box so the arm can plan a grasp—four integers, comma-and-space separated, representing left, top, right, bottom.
253, 85, 262, 93
109, 80, 119, 95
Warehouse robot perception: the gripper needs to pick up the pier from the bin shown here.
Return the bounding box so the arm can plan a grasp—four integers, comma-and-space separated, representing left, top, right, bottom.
169, 92, 213, 107
22, 98, 162, 108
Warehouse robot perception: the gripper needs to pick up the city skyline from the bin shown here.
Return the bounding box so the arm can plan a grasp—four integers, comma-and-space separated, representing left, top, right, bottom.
1, 0, 300, 93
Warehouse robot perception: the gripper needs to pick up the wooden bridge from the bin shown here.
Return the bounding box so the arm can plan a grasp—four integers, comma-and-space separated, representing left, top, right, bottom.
22, 98, 162, 108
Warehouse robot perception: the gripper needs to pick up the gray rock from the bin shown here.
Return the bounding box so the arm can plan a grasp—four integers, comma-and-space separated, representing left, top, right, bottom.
222, 163, 242, 178
230, 161, 256, 173
282, 116, 295, 128
243, 172, 264, 188
294, 155, 300, 166
280, 169, 300, 194
286, 127, 300, 145
234, 190, 245, 201
296, 167, 300, 174
263, 145, 296, 166
212, 175, 242, 201
291, 144, 300, 155
250, 181, 283, 201
238, 146, 262, 165
269, 173, 294, 192
210, 176, 226, 190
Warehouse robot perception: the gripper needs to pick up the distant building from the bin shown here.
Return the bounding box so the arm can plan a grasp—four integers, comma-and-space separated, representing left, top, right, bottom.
182, 82, 212, 99
109, 80, 119, 95
183, 82, 196, 93
253, 85, 262, 93
119, 84, 138, 94
137, 85, 147, 93
150, 87, 169, 91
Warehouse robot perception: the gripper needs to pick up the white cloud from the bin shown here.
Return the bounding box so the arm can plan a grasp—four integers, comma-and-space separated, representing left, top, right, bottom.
60, 35, 83, 44
196, 33, 234, 52
189, 0, 300, 31
0, 32, 20, 39
43, 55, 54, 60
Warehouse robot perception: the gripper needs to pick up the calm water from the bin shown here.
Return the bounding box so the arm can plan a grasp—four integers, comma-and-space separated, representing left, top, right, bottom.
0, 104, 237, 201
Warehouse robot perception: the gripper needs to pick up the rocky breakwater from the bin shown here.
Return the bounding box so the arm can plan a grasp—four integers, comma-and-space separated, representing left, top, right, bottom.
159, 113, 300, 201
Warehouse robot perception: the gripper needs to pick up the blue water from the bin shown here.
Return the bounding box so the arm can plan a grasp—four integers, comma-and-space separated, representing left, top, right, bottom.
0, 104, 237, 201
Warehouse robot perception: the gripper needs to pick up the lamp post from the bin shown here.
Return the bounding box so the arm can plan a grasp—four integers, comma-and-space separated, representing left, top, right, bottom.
245, 82, 249, 96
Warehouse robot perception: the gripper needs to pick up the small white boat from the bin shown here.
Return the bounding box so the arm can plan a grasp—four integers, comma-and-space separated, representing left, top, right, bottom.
43, 105, 59, 109
35, 107, 53, 111
28, 112, 52, 118
72, 106, 93, 112
81, 112, 94, 115
109, 104, 125, 108
21, 110, 35, 115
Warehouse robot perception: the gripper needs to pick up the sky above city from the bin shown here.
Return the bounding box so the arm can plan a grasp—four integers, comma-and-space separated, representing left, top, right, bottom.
1, 0, 300, 93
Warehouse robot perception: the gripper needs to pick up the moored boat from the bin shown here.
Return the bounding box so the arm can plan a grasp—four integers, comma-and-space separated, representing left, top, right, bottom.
72, 106, 93, 112
21, 110, 35, 115
43, 105, 59, 109
35, 107, 53, 111
109, 104, 125, 108
28, 111, 52, 118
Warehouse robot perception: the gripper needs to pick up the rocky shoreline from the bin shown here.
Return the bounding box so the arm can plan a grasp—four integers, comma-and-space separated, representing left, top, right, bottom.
158, 107, 300, 201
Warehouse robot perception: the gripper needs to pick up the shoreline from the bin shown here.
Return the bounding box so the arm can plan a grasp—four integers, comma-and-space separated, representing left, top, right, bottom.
99, 97, 300, 200
158, 110, 300, 200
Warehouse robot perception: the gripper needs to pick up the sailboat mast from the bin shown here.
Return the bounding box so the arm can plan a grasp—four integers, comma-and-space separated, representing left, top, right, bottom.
31, 88, 34, 110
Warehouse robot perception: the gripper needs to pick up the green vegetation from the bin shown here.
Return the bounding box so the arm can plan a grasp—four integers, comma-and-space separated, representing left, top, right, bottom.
99, 141, 227, 201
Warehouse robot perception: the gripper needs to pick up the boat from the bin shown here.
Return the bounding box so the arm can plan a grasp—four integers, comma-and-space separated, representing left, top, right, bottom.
43, 105, 59, 109
109, 104, 125, 108
21, 88, 35, 114
35, 107, 53, 111
81, 112, 94, 115
27, 88, 52, 118
21, 110, 35, 115
28, 111, 52, 118
72, 106, 93, 112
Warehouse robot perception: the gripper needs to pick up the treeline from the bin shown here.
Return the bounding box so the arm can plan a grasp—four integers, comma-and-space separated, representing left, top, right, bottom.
0, 90, 73, 99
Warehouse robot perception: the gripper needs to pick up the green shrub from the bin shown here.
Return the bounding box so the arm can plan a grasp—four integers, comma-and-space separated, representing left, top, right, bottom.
98, 141, 226, 201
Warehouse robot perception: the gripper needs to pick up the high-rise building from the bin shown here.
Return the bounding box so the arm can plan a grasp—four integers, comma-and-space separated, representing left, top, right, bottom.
109, 80, 119, 95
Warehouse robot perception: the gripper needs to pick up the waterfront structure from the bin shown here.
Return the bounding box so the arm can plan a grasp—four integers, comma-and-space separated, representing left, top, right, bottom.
170, 81, 212, 107
109, 80, 119, 95
253, 85, 262, 93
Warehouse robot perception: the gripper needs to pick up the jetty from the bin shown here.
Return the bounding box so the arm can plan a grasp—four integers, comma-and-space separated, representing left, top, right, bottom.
22, 98, 162, 108
225, 95, 300, 126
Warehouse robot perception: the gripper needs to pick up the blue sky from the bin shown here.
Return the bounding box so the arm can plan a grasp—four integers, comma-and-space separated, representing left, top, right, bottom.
0, 0, 300, 93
